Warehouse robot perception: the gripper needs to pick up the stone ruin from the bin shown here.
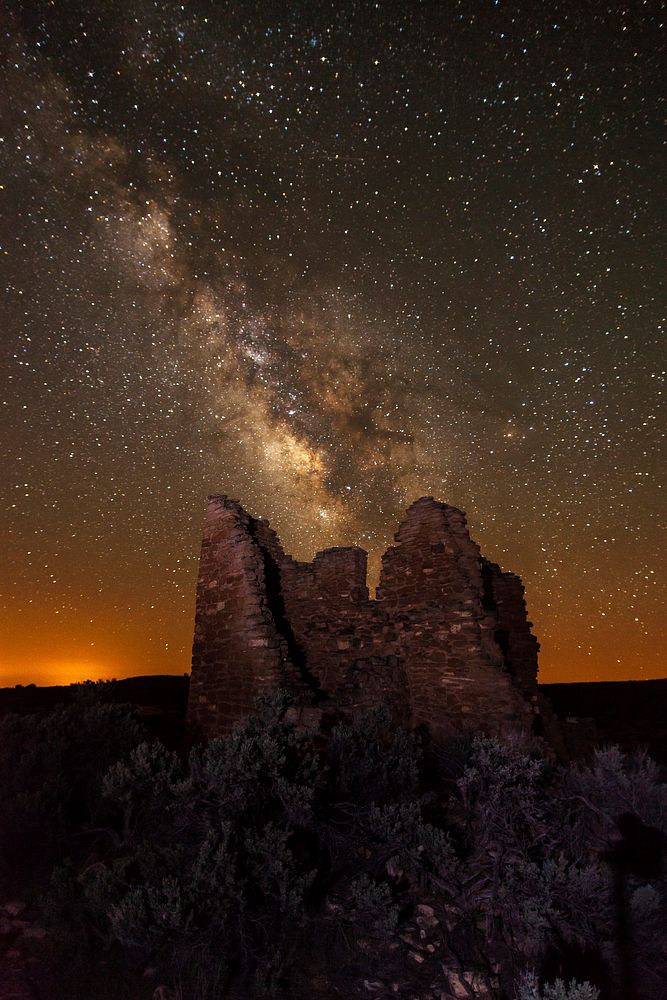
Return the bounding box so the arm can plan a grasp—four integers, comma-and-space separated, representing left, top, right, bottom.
187, 494, 559, 744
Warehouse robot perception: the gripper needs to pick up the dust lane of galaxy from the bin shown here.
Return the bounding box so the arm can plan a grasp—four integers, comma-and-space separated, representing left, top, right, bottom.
1, 2, 664, 686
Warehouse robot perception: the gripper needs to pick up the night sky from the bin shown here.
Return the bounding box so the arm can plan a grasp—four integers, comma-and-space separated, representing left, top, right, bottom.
2, 1, 664, 687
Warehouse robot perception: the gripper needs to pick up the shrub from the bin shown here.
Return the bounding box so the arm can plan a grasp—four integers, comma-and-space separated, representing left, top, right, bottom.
0, 696, 143, 889
16, 693, 666, 999
516, 972, 599, 1000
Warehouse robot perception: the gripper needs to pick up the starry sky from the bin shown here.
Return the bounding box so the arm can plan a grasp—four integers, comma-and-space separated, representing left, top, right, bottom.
2, 1, 664, 687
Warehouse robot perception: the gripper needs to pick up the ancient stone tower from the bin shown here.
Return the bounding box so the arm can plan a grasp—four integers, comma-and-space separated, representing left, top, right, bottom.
188, 495, 543, 741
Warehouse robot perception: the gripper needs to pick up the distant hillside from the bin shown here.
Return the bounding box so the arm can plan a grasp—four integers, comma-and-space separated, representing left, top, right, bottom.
0, 674, 189, 714
0, 675, 190, 746
1, 674, 665, 761
542, 678, 667, 763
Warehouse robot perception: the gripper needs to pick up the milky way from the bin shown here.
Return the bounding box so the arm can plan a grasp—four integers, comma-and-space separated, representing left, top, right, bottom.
1, 1, 664, 685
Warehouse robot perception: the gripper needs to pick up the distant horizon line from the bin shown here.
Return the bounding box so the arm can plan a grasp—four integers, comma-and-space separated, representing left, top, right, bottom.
2, 672, 666, 691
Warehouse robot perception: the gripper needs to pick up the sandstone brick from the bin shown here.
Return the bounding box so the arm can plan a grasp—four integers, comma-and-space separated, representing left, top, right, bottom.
187, 495, 543, 742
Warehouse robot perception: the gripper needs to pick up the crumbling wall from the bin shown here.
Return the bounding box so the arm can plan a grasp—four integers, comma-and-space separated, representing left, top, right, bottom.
483, 562, 540, 698
277, 546, 370, 695
188, 495, 542, 741
188, 497, 292, 734
376, 498, 537, 741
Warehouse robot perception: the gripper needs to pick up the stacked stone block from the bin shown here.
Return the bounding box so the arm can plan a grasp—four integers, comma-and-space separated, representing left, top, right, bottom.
188, 495, 543, 741
188, 497, 292, 734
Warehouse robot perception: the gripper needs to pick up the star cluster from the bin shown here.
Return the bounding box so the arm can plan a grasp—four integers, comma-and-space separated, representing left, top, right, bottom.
1, 1, 664, 685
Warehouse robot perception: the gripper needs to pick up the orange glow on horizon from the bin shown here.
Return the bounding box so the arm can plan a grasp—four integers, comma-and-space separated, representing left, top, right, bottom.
15, 659, 118, 689
1, 610, 665, 689
1, 507, 664, 690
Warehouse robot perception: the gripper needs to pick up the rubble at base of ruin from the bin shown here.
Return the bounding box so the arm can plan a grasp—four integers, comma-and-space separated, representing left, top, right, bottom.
187, 494, 580, 753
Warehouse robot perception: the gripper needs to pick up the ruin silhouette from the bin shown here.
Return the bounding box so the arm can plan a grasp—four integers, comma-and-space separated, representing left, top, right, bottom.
187, 495, 563, 743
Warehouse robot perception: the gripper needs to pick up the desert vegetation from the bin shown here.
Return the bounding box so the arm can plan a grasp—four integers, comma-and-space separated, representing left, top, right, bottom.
0, 683, 665, 999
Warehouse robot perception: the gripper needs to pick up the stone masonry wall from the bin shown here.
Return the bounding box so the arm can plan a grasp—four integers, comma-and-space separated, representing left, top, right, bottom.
187, 495, 543, 741
188, 498, 292, 735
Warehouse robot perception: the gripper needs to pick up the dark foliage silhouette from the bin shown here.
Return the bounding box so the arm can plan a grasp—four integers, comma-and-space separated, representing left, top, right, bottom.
1, 688, 665, 999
